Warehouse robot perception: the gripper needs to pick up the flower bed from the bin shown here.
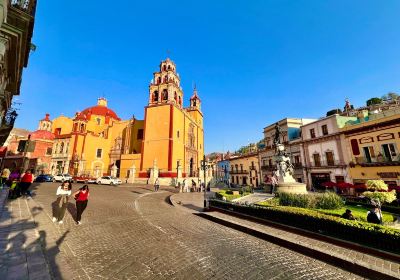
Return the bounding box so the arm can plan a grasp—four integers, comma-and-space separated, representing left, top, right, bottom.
210, 199, 400, 254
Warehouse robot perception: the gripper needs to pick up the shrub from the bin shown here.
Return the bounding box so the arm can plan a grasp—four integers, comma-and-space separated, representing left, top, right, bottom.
315, 192, 344, 210
363, 190, 397, 204
278, 192, 316, 208
366, 180, 388, 191
278, 192, 343, 210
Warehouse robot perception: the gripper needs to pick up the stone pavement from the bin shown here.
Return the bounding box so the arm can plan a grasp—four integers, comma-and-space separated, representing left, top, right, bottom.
0, 188, 51, 280
170, 192, 400, 279
1, 183, 368, 279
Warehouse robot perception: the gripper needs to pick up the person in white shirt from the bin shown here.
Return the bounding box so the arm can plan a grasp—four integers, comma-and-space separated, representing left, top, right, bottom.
53, 182, 72, 224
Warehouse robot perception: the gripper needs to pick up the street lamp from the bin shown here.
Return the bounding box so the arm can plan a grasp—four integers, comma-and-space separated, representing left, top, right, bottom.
200, 155, 209, 209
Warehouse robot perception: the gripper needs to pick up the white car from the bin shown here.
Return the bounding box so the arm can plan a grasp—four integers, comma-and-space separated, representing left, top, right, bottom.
53, 174, 73, 183
96, 176, 122, 185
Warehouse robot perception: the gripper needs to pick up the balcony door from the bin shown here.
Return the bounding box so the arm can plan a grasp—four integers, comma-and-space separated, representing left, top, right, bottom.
325, 151, 334, 166
382, 143, 397, 161
313, 153, 321, 167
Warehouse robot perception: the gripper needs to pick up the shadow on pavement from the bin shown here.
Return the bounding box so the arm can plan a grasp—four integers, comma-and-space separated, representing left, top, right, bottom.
1, 189, 69, 279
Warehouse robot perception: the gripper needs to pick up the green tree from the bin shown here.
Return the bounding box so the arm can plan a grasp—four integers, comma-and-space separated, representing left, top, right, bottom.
326, 108, 342, 116
366, 97, 382, 106
387, 92, 399, 101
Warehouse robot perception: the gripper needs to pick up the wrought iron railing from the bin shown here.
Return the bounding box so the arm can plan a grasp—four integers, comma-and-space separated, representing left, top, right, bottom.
10, 0, 37, 16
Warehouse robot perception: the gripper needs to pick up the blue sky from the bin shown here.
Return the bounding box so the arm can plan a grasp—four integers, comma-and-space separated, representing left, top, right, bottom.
15, 0, 400, 153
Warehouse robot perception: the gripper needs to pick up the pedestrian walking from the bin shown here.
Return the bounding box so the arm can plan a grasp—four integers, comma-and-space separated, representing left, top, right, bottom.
53, 182, 72, 224
20, 169, 34, 198
73, 185, 89, 225
154, 178, 160, 192
1, 168, 10, 188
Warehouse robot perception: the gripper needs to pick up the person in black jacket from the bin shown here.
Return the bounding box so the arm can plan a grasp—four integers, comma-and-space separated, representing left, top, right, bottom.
341, 209, 355, 220
367, 206, 382, 224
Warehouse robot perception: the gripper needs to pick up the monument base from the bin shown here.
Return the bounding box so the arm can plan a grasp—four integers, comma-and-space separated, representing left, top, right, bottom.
276, 182, 307, 194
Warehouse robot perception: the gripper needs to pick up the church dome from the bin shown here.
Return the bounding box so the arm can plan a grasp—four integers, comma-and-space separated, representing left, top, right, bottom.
81, 98, 121, 121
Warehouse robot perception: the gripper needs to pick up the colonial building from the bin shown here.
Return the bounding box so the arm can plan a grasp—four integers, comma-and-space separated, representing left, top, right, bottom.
301, 114, 357, 189
49, 58, 204, 182
0, 0, 37, 145
50, 97, 134, 177
135, 58, 204, 179
229, 153, 260, 187
259, 118, 315, 185
341, 108, 400, 187
2, 113, 54, 173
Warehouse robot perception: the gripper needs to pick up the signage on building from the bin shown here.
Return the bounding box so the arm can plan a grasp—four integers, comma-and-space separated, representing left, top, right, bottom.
377, 172, 399, 178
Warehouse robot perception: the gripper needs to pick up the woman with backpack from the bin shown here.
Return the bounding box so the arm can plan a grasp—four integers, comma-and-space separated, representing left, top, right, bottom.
73, 185, 90, 225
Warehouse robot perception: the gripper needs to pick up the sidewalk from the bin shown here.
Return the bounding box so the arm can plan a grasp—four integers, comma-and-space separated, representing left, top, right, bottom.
170, 192, 400, 280
0, 189, 51, 280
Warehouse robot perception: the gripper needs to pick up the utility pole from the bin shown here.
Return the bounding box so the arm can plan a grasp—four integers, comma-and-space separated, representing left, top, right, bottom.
202, 154, 208, 209
22, 134, 31, 172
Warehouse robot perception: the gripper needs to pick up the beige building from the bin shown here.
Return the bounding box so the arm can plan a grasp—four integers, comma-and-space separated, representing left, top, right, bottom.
341, 108, 400, 187
229, 152, 260, 187
301, 114, 357, 189
259, 118, 315, 184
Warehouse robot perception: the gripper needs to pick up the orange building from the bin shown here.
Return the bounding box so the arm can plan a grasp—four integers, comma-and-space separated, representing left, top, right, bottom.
49, 58, 204, 182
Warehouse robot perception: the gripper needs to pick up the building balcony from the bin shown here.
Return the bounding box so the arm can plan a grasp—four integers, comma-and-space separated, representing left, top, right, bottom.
307, 160, 347, 168
230, 170, 248, 175
353, 156, 400, 167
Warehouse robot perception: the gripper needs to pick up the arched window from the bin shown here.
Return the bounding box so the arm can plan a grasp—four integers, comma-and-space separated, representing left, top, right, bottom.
157, 77, 161, 84
163, 65, 166, 71
153, 91, 159, 102
59, 142, 64, 153
179, 96, 182, 106
168, 65, 171, 70
80, 124, 85, 132
162, 89, 168, 101
163, 76, 168, 83
73, 123, 78, 132
174, 92, 177, 102
193, 100, 197, 107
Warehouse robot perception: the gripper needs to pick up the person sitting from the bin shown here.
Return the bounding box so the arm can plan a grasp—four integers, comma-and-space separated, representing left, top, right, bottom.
367, 206, 382, 224
341, 209, 355, 220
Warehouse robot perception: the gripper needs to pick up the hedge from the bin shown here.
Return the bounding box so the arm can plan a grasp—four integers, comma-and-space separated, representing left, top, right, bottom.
210, 199, 400, 254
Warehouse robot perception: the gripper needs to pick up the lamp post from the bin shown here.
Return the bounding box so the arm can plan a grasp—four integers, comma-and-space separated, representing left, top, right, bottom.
200, 155, 209, 209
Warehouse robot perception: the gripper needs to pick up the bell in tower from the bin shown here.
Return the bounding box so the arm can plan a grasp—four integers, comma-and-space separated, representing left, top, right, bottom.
190, 86, 201, 111
148, 58, 184, 108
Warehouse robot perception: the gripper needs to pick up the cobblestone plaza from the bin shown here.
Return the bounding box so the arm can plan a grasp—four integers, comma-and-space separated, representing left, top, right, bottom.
0, 183, 363, 279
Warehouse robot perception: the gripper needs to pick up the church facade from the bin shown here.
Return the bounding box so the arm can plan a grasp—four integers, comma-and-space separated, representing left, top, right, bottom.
49, 58, 204, 181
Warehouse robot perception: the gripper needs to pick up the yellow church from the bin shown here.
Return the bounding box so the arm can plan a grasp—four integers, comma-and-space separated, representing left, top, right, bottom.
50, 58, 204, 182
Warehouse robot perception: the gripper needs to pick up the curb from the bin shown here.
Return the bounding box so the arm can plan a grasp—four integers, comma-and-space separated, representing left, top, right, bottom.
196, 210, 399, 280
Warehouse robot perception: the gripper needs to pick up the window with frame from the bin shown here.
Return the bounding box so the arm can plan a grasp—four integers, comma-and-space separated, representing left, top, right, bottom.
382, 143, 397, 161
46, 147, 52, 155
322, 125, 328, 136
96, 118, 101, 125
313, 153, 321, 167
325, 151, 334, 166
96, 148, 102, 158
310, 128, 316, 139
294, 155, 300, 164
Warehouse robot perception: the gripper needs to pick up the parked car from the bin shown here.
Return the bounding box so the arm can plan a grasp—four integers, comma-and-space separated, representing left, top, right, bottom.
73, 175, 97, 184
53, 174, 73, 183
34, 174, 54, 183
96, 176, 122, 185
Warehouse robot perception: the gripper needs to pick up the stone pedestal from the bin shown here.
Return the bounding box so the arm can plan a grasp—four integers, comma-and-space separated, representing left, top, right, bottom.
127, 165, 136, 184
276, 182, 307, 194
111, 164, 118, 177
